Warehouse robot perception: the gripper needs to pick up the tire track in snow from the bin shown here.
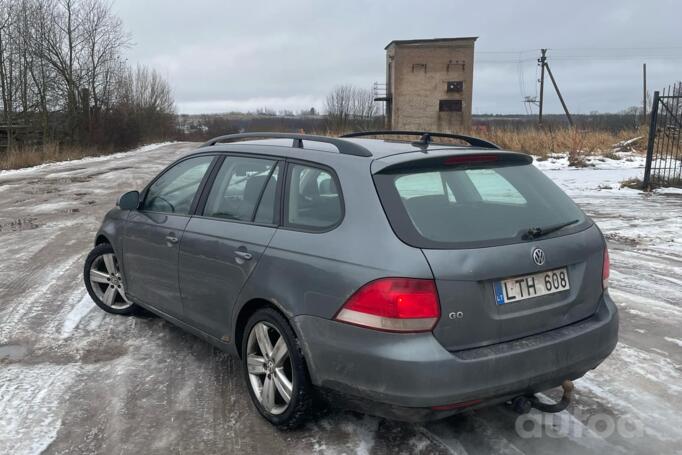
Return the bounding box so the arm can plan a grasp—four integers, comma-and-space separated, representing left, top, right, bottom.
0, 251, 82, 341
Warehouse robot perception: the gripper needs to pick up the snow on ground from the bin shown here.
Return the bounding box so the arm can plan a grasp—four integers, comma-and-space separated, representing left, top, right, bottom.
60, 293, 95, 339
0, 142, 176, 178
0, 143, 681, 454
535, 151, 682, 452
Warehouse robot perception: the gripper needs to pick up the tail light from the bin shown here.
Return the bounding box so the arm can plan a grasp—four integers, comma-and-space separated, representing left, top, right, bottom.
334, 278, 440, 332
602, 247, 610, 290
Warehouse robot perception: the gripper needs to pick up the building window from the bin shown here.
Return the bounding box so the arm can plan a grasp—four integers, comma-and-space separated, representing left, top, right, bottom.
447, 81, 463, 93
412, 63, 427, 73
439, 100, 463, 112
447, 61, 466, 73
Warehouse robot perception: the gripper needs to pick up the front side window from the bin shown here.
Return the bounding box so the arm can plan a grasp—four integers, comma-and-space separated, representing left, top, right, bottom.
286, 164, 342, 230
142, 156, 213, 214
203, 157, 276, 222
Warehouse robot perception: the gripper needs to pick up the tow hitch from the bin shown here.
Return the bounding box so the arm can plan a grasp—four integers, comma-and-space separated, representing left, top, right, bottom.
510, 380, 574, 414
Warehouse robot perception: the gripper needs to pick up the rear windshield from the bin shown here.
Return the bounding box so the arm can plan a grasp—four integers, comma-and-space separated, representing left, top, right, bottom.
374, 162, 589, 248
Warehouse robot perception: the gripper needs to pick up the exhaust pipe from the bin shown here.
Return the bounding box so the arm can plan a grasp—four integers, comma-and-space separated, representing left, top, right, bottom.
510, 380, 574, 414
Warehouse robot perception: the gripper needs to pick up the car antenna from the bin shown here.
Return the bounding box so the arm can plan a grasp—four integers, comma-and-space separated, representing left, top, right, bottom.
411, 133, 431, 152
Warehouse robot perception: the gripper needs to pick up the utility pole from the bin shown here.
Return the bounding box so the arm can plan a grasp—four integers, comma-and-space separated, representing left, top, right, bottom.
544, 64, 574, 127
642, 63, 647, 125
538, 49, 547, 125
537, 48, 573, 127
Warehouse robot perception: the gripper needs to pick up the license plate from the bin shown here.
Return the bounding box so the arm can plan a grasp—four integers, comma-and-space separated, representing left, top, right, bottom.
494, 267, 570, 305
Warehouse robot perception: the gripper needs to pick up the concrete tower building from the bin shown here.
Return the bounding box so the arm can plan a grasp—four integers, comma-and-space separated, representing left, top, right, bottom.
378, 37, 476, 132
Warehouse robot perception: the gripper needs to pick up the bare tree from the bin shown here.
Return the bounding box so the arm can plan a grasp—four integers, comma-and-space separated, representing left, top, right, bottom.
37, 0, 87, 138
0, 1, 15, 147
80, 0, 129, 118
0, 0, 174, 152
325, 84, 378, 133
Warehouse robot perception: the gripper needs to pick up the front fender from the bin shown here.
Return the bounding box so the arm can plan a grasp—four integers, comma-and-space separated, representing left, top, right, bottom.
94, 208, 129, 282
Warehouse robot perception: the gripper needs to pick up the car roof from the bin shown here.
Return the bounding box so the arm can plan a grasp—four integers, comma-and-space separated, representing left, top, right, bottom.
183, 134, 533, 173
340, 138, 489, 158
188, 137, 505, 159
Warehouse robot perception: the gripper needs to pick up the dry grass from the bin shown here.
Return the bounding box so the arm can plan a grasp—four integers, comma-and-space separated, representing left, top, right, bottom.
1, 126, 649, 172
476, 126, 648, 158
0, 143, 113, 171
324, 126, 648, 162
620, 177, 644, 189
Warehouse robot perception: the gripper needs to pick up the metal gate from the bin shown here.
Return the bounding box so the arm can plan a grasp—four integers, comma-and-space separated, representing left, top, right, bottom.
643, 82, 682, 189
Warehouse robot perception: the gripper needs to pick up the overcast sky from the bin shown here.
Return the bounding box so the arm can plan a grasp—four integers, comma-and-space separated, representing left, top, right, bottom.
113, 0, 682, 115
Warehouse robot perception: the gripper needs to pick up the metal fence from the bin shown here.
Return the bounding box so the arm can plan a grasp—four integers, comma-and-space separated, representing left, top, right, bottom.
644, 82, 682, 189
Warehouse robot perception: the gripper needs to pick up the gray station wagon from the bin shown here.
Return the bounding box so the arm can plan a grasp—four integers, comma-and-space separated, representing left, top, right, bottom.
84, 131, 618, 428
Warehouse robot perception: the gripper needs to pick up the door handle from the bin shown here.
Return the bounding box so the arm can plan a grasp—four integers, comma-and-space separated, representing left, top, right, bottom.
234, 250, 253, 261
165, 234, 179, 245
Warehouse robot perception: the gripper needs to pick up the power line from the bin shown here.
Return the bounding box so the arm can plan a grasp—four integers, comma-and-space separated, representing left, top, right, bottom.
474, 46, 682, 115
476, 55, 682, 64
551, 55, 682, 61
478, 46, 682, 54
475, 46, 682, 63
476, 57, 538, 63
518, 58, 529, 115
477, 49, 538, 55
549, 46, 682, 51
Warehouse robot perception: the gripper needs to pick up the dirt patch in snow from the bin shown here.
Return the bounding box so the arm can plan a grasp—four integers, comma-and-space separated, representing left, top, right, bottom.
0, 217, 41, 232
604, 232, 640, 246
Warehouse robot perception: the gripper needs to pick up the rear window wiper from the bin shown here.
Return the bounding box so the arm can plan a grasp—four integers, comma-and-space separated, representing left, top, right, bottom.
522, 219, 580, 240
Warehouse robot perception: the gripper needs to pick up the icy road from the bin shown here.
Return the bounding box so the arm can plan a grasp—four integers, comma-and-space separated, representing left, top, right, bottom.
0, 142, 680, 454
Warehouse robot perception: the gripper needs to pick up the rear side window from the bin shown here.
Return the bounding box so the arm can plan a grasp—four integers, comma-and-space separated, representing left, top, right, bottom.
203, 157, 276, 222
465, 169, 525, 204
395, 172, 456, 202
374, 162, 587, 248
142, 156, 213, 215
286, 164, 342, 230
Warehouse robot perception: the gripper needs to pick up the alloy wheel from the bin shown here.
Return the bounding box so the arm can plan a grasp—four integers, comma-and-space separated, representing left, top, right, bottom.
246, 321, 294, 415
88, 253, 132, 310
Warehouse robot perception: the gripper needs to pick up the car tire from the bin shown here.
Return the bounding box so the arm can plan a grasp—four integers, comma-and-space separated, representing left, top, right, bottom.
241, 307, 314, 429
83, 243, 137, 315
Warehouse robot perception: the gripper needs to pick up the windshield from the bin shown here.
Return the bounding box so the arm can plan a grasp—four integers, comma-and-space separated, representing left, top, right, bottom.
374, 162, 589, 248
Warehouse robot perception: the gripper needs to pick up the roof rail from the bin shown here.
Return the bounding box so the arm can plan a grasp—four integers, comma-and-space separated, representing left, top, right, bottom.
341, 130, 500, 150
202, 132, 373, 157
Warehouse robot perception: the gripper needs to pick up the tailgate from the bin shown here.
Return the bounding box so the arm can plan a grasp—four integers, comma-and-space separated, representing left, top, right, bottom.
371, 151, 606, 350
423, 225, 605, 351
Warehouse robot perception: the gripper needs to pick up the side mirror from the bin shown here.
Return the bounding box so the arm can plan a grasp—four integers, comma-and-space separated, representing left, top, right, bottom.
117, 190, 140, 210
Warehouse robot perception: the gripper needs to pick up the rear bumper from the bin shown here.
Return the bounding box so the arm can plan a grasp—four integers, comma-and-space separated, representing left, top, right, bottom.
293, 293, 618, 420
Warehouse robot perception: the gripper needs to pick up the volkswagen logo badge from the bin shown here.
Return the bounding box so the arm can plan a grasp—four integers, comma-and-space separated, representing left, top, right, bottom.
532, 248, 546, 266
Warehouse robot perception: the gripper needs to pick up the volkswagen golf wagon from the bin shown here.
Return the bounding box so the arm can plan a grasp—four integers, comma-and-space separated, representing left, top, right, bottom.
84, 131, 618, 428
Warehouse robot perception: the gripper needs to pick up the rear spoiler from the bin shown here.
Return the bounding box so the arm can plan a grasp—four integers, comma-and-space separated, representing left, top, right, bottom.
341, 130, 500, 150
372, 151, 533, 174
